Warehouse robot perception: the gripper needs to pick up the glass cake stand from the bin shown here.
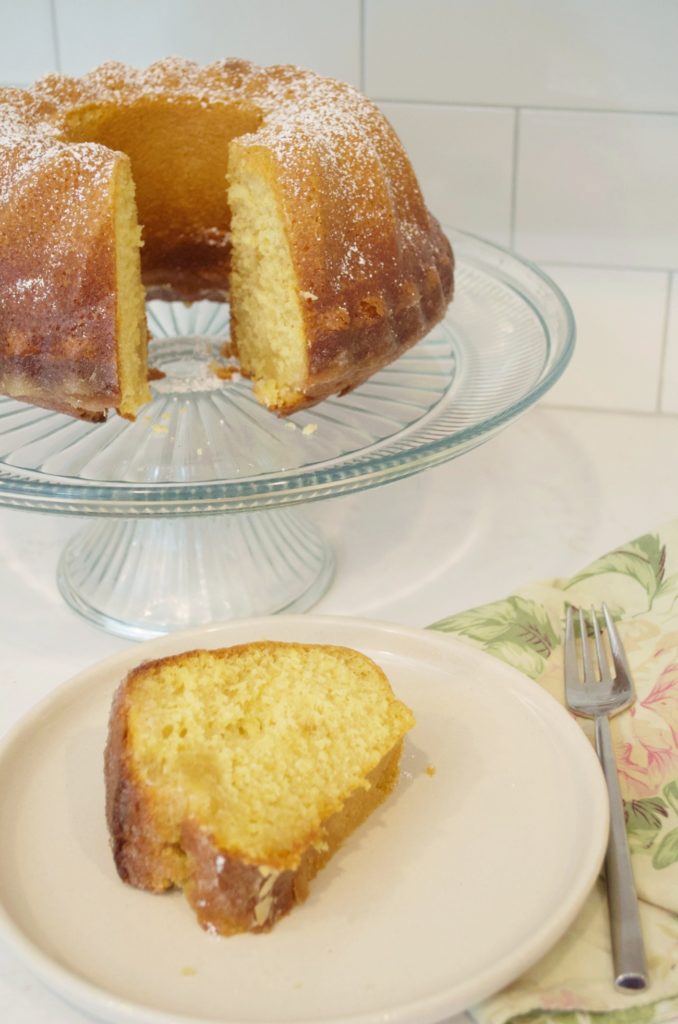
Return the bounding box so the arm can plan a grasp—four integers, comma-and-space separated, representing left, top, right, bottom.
0, 230, 575, 640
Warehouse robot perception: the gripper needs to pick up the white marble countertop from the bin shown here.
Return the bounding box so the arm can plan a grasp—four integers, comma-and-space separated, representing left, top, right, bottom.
2, 404, 677, 1024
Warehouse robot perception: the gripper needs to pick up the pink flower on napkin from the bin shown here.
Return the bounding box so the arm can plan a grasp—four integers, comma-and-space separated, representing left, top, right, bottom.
611, 622, 678, 801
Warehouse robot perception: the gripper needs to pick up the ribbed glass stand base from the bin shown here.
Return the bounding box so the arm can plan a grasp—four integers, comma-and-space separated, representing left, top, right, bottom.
0, 234, 575, 639
56, 510, 335, 641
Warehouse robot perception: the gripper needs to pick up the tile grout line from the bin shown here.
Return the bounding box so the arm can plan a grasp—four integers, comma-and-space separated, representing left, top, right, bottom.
508, 108, 521, 252
370, 96, 678, 118
655, 272, 675, 413
543, 402, 678, 421
49, 0, 62, 74
359, 0, 367, 93
541, 259, 678, 274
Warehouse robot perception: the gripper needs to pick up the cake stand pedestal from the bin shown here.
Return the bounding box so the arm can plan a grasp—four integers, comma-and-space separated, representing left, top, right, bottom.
57, 510, 335, 641
0, 230, 575, 641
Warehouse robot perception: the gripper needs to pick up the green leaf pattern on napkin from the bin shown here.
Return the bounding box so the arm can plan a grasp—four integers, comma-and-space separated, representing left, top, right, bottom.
430, 526, 678, 1024
653, 827, 678, 871
434, 595, 558, 678
525, 1009, 659, 1024
565, 534, 668, 607
626, 797, 670, 850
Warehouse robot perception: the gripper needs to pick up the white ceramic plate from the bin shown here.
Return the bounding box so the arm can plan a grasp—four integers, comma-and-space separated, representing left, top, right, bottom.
0, 616, 608, 1024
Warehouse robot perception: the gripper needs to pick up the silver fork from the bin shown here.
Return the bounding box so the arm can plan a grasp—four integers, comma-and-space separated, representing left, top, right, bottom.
564, 604, 648, 992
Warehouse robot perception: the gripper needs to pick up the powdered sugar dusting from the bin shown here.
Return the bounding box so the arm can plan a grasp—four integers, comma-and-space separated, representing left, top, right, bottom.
2, 59, 426, 283
0, 57, 448, 377
0, 95, 116, 321
13, 276, 47, 297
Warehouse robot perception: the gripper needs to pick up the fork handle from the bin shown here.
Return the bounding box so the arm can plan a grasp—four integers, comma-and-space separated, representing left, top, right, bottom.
595, 714, 649, 992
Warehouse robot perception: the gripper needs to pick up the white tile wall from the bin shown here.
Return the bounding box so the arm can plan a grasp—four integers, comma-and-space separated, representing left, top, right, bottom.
379, 103, 515, 247
515, 110, 678, 269
0, 0, 57, 84
1, 0, 676, 417
540, 267, 669, 413
660, 277, 678, 414
52, 0, 361, 84
365, 0, 678, 113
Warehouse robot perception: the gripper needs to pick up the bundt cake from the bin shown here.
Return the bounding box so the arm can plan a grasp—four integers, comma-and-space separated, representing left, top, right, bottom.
0, 59, 454, 421
104, 641, 415, 935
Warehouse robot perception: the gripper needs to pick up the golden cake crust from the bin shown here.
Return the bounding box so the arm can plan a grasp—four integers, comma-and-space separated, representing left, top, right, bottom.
1, 58, 454, 418
0, 91, 123, 419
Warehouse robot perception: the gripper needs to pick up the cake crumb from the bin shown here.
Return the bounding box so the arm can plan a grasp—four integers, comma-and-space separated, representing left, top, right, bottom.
208, 359, 238, 381
151, 423, 168, 434
180, 966, 197, 976
285, 420, 297, 431
302, 422, 317, 435
425, 764, 436, 777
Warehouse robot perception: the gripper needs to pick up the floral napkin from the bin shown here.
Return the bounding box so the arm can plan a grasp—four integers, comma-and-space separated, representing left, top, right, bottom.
429, 523, 678, 1024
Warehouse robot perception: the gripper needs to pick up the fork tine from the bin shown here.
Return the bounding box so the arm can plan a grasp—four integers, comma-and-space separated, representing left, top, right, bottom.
565, 602, 577, 659
591, 605, 612, 683
602, 603, 636, 697
564, 605, 577, 685
577, 606, 595, 682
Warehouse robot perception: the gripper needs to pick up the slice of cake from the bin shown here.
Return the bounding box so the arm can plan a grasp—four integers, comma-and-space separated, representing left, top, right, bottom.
104, 641, 415, 935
